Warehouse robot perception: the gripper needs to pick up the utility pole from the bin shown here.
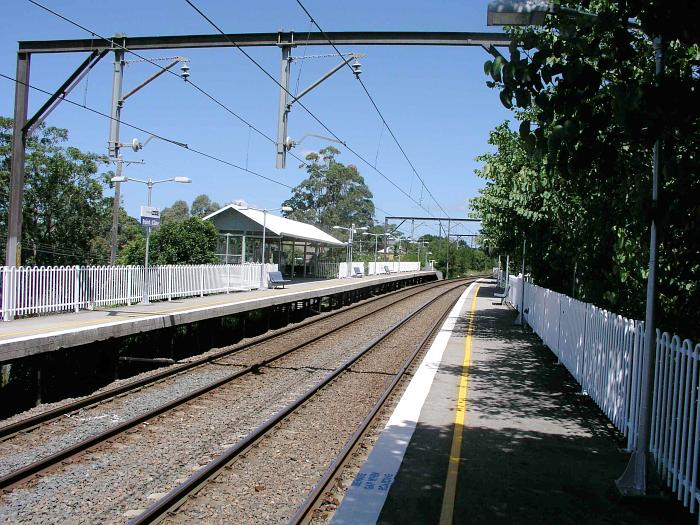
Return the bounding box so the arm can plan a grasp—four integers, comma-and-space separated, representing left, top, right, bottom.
108, 44, 125, 265
446, 219, 451, 279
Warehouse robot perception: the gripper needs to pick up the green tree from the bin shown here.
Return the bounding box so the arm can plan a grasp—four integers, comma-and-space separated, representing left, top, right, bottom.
0, 117, 113, 266
191, 194, 220, 218
282, 147, 375, 235
160, 200, 190, 224
478, 1, 700, 338
117, 216, 219, 265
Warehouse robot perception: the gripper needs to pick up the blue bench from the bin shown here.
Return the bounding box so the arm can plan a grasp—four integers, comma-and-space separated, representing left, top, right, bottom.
353, 266, 364, 278
268, 271, 291, 289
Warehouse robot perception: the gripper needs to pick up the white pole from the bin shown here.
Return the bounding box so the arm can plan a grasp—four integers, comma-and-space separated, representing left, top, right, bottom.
141, 180, 153, 305
260, 210, 267, 289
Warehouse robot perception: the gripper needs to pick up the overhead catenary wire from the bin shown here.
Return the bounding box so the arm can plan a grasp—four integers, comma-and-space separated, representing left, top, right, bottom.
293, 0, 450, 218
183, 0, 436, 217
24, 0, 310, 169
0, 72, 293, 190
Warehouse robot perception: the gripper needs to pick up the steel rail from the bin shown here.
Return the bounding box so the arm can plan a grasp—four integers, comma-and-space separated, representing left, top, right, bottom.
130, 279, 472, 524
0, 278, 454, 491
0, 278, 439, 441
289, 282, 464, 524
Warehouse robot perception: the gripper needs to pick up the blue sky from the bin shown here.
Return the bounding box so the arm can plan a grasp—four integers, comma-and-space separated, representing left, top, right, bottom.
1, 0, 513, 240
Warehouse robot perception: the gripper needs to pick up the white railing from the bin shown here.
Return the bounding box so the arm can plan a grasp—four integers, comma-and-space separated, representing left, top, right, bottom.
307, 261, 339, 279
337, 261, 366, 278
506, 275, 700, 513
1, 263, 277, 321
367, 261, 421, 275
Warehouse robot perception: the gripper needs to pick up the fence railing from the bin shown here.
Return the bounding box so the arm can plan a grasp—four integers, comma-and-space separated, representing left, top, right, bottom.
1, 263, 277, 321
367, 261, 421, 275
505, 275, 700, 513
307, 261, 340, 279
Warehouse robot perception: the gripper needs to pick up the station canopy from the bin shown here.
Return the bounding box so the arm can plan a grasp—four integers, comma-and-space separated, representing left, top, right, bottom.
203, 204, 345, 246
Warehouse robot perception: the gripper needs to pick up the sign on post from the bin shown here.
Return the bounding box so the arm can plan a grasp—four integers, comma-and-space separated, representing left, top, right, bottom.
140, 206, 161, 227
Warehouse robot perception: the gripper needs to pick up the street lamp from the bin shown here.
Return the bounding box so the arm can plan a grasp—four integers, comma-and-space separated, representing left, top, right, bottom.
363, 232, 385, 275
426, 251, 433, 270
111, 175, 191, 304
236, 205, 292, 288
487, 0, 660, 496
333, 224, 368, 277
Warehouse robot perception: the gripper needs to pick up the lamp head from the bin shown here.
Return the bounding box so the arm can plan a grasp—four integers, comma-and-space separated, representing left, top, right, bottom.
487, 0, 551, 26
111, 175, 127, 183
281, 206, 293, 212
174, 176, 191, 183
333, 226, 342, 230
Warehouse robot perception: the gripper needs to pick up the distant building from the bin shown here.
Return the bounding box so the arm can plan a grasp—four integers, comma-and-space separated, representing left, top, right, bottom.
204, 204, 345, 278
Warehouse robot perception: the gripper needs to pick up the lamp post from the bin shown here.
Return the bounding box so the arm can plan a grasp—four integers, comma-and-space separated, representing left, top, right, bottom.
487, 0, 663, 496
363, 232, 384, 275
111, 175, 191, 304
425, 251, 432, 270
333, 224, 368, 277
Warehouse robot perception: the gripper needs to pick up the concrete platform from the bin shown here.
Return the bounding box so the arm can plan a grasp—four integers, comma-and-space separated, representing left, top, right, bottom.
0, 271, 436, 363
332, 279, 694, 524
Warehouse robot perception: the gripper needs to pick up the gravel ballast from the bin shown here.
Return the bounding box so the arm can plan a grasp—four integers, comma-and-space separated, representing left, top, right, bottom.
0, 281, 464, 524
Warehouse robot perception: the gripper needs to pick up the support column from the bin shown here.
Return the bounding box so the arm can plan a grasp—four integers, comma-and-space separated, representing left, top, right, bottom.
276, 45, 291, 169
109, 48, 125, 265
5, 52, 31, 268
303, 242, 308, 278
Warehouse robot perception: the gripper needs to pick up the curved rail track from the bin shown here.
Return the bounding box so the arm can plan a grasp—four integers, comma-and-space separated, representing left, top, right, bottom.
0, 278, 473, 499
130, 278, 473, 524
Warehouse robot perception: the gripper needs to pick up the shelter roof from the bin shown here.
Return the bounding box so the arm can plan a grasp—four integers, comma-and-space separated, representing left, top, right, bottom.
204, 204, 345, 246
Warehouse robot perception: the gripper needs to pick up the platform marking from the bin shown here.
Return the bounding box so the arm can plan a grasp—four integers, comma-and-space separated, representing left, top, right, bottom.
331, 280, 480, 525
439, 286, 480, 525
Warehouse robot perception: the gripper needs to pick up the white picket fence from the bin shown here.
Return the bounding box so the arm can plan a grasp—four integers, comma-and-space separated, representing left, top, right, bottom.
1, 263, 277, 321
506, 275, 700, 513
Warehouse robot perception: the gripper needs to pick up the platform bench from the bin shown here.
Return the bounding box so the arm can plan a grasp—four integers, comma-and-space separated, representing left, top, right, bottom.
268, 271, 291, 289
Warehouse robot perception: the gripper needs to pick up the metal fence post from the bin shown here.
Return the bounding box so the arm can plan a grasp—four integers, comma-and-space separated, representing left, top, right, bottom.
200, 265, 205, 297
127, 267, 132, 306
226, 264, 231, 294
73, 265, 80, 313
1, 267, 11, 322
168, 266, 173, 301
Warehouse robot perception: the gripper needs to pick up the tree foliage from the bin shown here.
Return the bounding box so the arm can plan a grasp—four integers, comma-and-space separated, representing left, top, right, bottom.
475, 1, 700, 338
191, 194, 220, 218
0, 117, 113, 266
160, 200, 189, 224
282, 147, 375, 237
117, 216, 219, 265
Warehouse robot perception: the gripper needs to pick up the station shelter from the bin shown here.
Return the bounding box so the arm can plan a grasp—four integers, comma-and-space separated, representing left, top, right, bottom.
204, 204, 345, 279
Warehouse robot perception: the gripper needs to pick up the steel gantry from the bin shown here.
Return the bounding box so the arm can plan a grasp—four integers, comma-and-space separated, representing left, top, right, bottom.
5, 30, 508, 267
382, 216, 482, 279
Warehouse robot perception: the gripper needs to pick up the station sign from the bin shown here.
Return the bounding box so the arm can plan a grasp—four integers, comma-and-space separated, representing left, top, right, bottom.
140, 206, 161, 227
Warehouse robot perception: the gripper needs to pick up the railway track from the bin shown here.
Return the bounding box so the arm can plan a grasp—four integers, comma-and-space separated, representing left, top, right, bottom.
0, 279, 440, 442
0, 278, 475, 523
130, 279, 473, 524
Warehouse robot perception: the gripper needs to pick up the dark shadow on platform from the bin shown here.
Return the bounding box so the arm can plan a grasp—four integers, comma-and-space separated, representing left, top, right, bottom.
376, 283, 693, 524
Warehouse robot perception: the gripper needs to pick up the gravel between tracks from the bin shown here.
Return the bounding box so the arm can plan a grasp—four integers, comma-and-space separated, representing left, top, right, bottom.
161, 286, 465, 524
0, 284, 432, 478
0, 281, 461, 524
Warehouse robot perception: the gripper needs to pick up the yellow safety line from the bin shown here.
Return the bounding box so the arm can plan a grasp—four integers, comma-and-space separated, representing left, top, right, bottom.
439, 285, 480, 525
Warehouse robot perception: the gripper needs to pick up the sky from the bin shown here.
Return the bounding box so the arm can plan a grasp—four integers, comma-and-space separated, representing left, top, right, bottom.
0, 0, 513, 240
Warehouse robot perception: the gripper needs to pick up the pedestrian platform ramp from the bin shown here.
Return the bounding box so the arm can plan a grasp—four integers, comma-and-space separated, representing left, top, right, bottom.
332, 279, 693, 524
